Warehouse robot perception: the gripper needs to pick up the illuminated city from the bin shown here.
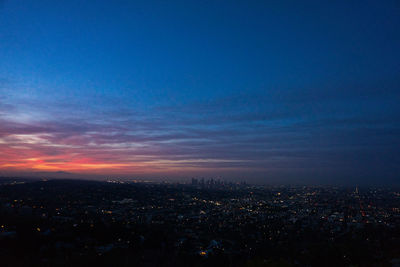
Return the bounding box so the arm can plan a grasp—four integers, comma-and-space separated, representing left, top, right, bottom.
0, 0, 399, 266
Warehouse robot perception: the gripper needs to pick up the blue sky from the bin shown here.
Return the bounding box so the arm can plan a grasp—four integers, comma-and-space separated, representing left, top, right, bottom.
0, 0, 399, 184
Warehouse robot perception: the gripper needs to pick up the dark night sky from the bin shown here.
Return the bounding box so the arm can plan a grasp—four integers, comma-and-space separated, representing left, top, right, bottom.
0, 0, 399, 184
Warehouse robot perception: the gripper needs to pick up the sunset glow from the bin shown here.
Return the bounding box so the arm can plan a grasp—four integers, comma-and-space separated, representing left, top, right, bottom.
0, 0, 399, 184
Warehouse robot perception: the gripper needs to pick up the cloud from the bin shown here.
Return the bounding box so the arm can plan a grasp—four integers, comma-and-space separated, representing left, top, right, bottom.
0, 84, 399, 185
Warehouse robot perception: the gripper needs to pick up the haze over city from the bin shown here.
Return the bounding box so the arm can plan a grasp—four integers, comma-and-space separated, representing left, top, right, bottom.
0, 0, 399, 185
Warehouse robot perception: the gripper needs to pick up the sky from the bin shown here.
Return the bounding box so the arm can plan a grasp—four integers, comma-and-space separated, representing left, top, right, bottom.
0, 0, 399, 185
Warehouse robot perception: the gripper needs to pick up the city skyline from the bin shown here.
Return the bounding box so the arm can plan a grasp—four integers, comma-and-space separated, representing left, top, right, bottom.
0, 1, 399, 185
